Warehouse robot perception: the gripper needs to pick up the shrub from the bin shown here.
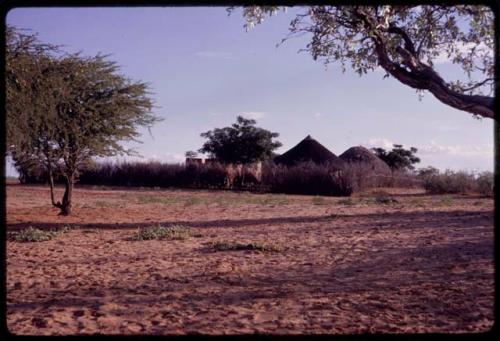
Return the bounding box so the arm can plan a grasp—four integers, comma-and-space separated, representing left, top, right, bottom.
422, 170, 476, 194
374, 195, 398, 204
337, 198, 355, 205
135, 224, 191, 241
8, 227, 59, 242
476, 171, 493, 197
209, 240, 283, 252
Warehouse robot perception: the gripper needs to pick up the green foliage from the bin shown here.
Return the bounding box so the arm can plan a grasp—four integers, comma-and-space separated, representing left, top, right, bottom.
135, 225, 191, 241
372, 144, 420, 171
235, 6, 494, 118
417, 166, 440, 177
6, 25, 161, 215
209, 240, 283, 252
199, 116, 282, 164
8, 227, 59, 242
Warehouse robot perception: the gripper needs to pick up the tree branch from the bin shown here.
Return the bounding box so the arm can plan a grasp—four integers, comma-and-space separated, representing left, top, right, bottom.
354, 8, 494, 119
387, 23, 416, 55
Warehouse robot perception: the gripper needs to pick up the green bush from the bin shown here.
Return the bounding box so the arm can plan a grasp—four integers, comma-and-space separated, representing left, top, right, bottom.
8, 227, 59, 242
135, 225, 191, 241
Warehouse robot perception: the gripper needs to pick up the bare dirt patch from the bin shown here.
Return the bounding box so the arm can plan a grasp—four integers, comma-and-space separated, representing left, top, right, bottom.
6, 184, 494, 335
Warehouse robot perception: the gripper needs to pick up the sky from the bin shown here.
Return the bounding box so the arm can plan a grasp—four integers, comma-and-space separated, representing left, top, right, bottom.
5, 6, 495, 176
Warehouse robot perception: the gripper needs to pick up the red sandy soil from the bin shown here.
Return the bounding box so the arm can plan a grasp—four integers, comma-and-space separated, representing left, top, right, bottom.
6, 184, 494, 335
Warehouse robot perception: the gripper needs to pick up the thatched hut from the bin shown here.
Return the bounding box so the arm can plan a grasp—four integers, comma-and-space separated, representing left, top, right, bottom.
274, 135, 345, 169
339, 146, 391, 175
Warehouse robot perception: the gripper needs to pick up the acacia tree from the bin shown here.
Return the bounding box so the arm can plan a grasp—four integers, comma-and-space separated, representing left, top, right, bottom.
233, 5, 495, 119
372, 144, 421, 171
6, 27, 160, 215
199, 116, 282, 164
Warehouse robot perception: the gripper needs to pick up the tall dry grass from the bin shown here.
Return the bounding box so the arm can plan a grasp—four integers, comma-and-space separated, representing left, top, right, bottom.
16, 159, 493, 197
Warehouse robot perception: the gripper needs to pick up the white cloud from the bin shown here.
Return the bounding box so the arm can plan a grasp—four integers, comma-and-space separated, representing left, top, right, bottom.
240, 111, 266, 120
195, 51, 234, 60
362, 138, 395, 149
418, 140, 493, 158
313, 112, 322, 118
362, 138, 493, 159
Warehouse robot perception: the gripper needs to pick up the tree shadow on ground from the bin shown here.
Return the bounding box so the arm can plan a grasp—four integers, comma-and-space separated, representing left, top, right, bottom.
6, 209, 492, 232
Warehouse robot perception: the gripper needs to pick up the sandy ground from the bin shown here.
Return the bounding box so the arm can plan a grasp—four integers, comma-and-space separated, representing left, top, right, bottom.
6, 184, 494, 335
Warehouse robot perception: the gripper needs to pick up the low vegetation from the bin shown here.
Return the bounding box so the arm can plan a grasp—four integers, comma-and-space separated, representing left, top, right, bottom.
337, 198, 355, 205
374, 195, 399, 204
17, 160, 493, 198
134, 225, 191, 241
208, 240, 283, 252
421, 170, 493, 196
7, 226, 73, 242
312, 196, 327, 205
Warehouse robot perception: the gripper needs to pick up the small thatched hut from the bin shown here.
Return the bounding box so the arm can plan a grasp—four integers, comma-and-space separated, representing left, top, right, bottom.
339, 146, 391, 175
274, 135, 345, 169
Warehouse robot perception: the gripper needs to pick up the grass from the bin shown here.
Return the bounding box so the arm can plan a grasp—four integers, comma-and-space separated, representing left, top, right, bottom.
137, 195, 181, 205
134, 224, 191, 241
440, 196, 454, 206
208, 240, 283, 252
94, 200, 121, 208
7, 225, 74, 242
409, 198, 425, 208
184, 197, 202, 206
337, 198, 355, 205
312, 196, 328, 205
243, 195, 290, 206
374, 195, 398, 205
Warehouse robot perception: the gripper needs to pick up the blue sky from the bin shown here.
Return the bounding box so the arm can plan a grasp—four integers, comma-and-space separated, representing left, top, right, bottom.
5, 7, 494, 176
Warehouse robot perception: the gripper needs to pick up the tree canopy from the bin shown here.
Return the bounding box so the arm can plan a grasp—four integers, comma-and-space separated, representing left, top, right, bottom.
199, 116, 282, 164
372, 144, 421, 171
6, 26, 161, 215
233, 5, 495, 119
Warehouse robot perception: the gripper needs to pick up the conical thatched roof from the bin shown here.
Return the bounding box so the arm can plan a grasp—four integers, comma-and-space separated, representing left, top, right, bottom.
274, 135, 345, 168
339, 146, 391, 175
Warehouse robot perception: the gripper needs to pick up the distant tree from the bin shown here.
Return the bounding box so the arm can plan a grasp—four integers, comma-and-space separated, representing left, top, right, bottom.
233, 6, 494, 119
185, 150, 198, 158
372, 144, 420, 171
199, 116, 282, 164
6, 26, 161, 215
417, 166, 440, 177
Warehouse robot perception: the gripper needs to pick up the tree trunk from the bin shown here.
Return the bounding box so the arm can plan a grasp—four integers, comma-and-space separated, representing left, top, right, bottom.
48, 165, 60, 209
58, 175, 74, 216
